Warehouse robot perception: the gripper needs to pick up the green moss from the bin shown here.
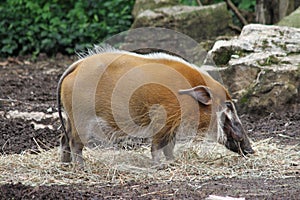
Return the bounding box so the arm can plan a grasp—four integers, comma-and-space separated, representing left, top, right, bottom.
279, 30, 284, 36
214, 48, 233, 65
261, 39, 269, 50
240, 95, 249, 105
271, 40, 288, 51
280, 44, 288, 51
287, 52, 300, 56
214, 47, 252, 66
234, 50, 247, 57
258, 55, 281, 66
240, 86, 255, 105
281, 60, 291, 64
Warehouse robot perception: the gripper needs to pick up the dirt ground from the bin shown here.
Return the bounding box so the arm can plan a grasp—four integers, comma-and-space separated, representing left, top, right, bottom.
0, 55, 299, 199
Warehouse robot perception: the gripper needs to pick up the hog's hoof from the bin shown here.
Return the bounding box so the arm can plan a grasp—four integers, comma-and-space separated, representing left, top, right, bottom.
151, 160, 174, 170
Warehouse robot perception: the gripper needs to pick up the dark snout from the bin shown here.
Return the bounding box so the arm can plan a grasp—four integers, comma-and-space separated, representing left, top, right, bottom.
240, 132, 255, 155
224, 117, 255, 156
225, 137, 255, 155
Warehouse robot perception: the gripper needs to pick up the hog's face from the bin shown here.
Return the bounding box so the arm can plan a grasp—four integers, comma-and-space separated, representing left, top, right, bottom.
220, 101, 254, 155
179, 86, 254, 156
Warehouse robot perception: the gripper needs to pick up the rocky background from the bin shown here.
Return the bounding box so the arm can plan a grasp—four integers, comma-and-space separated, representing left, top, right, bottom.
131, 0, 300, 115
209, 24, 300, 114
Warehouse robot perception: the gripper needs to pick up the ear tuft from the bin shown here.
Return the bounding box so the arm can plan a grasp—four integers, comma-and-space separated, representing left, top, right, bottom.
179, 86, 212, 105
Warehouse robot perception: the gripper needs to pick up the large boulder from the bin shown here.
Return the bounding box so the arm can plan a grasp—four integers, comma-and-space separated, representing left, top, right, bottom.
278, 6, 300, 28
132, 0, 179, 18
206, 24, 300, 114
132, 2, 233, 41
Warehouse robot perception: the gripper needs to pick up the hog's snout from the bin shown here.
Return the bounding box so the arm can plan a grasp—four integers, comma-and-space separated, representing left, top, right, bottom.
222, 101, 254, 156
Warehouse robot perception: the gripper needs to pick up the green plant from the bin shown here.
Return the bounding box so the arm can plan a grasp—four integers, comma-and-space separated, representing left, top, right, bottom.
0, 0, 134, 57
179, 0, 199, 6
236, 0, 255, 12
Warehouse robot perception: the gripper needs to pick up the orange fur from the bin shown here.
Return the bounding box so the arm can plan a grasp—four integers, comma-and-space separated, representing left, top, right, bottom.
59, 51, 232, 164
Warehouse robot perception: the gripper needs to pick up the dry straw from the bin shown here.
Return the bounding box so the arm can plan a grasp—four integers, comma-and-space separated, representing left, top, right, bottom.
0, 138, 299, 186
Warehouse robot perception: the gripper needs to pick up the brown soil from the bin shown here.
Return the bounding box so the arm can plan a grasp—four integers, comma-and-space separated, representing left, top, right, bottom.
0, 55, 299, 199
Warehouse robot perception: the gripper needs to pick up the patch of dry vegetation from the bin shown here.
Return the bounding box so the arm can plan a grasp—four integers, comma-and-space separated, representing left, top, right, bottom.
0, 138, 299, 186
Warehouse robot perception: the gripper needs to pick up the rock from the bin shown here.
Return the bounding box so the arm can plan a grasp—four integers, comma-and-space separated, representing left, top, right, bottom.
132, 0, 179, 18
206, 195, 245, 200
206, 24, 300, 114
5, 110, 59, 121
132, 2, 233, 41
119, 27, 207, 65
278, 6, 300, 28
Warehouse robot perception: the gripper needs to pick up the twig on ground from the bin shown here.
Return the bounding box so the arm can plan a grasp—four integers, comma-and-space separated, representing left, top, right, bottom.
228, 24, 242, 33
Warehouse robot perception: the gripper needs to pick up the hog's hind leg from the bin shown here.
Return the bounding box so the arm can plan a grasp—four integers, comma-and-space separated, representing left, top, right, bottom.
163, 136, 176, 161
70, 137, 84, 166
60, 118, 71, 163
151, 131, 176, 165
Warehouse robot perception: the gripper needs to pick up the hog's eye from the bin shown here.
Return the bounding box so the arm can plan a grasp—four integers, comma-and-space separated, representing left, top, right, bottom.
225, 101, 234, 111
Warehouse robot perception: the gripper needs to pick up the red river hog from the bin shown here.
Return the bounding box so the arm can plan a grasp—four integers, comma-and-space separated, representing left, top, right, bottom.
57, 46, 254, 165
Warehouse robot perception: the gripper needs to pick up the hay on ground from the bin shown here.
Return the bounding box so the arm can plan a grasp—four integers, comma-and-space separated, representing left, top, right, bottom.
0, 138, 299, 186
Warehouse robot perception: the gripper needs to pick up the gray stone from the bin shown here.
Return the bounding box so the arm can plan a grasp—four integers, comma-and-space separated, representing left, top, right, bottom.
206, 24, 300, 113
132, 0, 179, 18
278, 6, 300, 28
132, 3, 233, 41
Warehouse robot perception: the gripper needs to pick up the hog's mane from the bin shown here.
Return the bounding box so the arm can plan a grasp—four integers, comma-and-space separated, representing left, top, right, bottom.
76, 44, 204, 73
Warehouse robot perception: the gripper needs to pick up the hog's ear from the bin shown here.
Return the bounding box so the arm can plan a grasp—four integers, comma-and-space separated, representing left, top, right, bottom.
178, 86, 212, 105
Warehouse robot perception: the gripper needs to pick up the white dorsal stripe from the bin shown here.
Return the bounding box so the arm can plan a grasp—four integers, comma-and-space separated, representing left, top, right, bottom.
77, 44, 207, 74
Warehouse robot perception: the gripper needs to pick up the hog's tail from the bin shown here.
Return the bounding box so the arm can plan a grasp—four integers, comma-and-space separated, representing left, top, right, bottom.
57, 59, 82, 141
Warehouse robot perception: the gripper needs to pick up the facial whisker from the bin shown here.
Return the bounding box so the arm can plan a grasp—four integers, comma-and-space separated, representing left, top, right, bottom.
237, 141, 247, 158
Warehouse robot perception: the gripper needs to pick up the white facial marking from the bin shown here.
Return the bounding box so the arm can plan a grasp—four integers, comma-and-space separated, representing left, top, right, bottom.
225, 109, 233, 121
216, 107, 227, 145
